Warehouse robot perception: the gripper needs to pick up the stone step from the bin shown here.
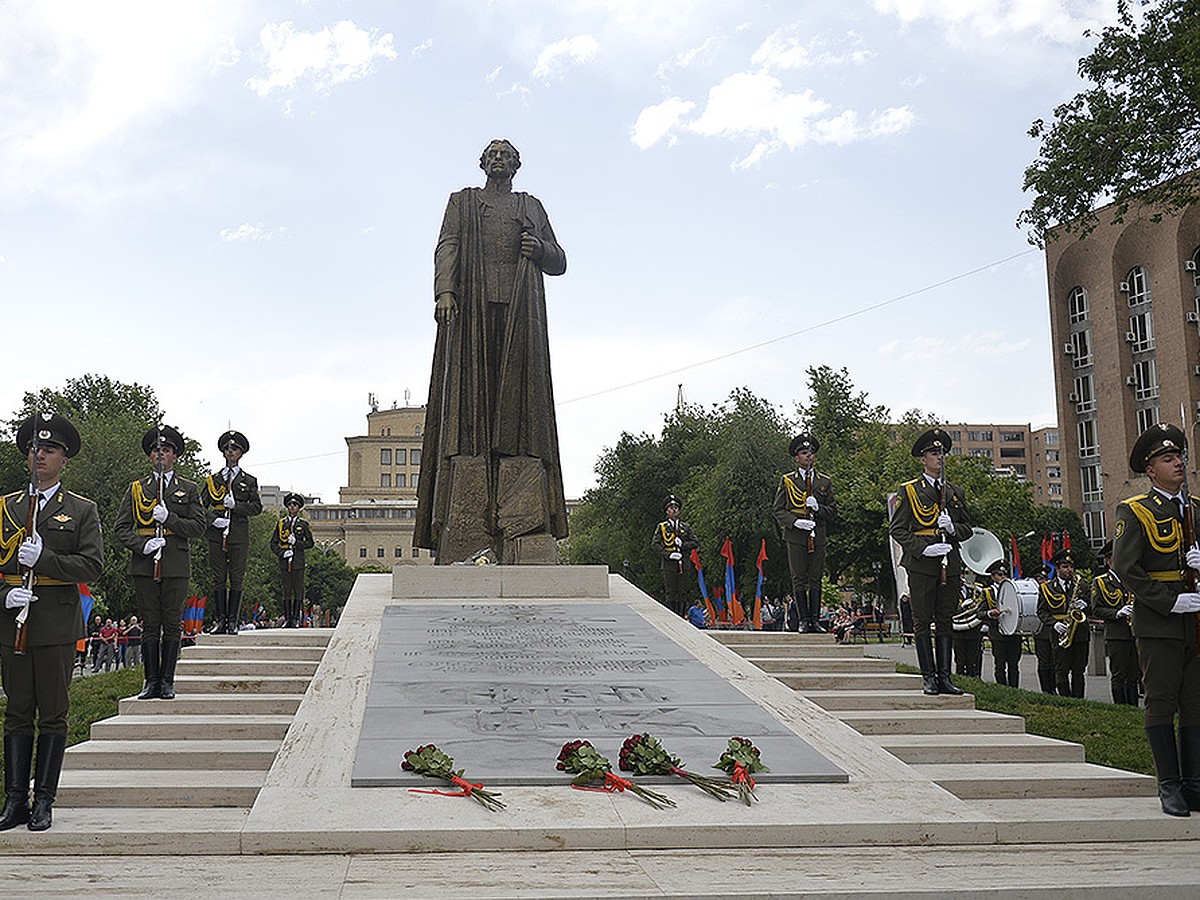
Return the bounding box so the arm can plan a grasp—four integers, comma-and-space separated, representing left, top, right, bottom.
176, 659, 319, 677
63, 739, 280, 770
171, 674, 311, 694
837, 709, 1026, 735
778, 672, 922, 691
91, 714, 294, 741
911, 762, 1157, 800
56, 769, 264, 807
184, 645, 326, 661
802, 689, 976, 711
711, 631, 836, 644
745, 656, 896, 673
118, 694, 303, 716
723, 642, 868, 658
877, 733, 1085, 764
195, 629, 332, 647
972, 797, 1200, 843
0, 808, 249, 855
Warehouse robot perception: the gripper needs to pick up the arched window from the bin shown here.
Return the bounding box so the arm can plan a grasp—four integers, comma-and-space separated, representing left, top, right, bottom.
1067, 286, 1088, 323
1125, 265, 1150, 306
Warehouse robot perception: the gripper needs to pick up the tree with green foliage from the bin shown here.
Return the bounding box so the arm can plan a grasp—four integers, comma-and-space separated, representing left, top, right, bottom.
1019, 0, 1200, 244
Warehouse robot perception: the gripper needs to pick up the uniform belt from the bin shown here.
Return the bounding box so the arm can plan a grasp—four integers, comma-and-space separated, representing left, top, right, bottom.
914, 528, 938, 536
1148, 571, 1186, 583
2, 574, 73, 586
135, 527, 175, 536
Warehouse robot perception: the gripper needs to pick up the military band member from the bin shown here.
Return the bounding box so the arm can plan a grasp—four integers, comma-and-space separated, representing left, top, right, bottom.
0, 413, 103, 832
952, 582, 984, 677
1090, 540, 1140, 706
773, 433, 837, 633
650, 495, 699, 617
270, 493, 314, 628
113, 425, 206, 700
981, 559, 1022, 688
1037, 547, 1089, 698
201, 430, 262, 635
1113, 423, 1200, 817
889, 428, 971, 696
1027, 563, 1057, 693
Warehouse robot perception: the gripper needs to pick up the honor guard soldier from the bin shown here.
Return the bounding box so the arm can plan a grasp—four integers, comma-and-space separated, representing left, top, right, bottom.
1037, 547, 1089, 697
201, 430, 262, 635
981, 559, 1022, 688
114, 425, 206, 700
270, 493, 314, 627
0, 413, 103, 832
1091, 541, 1140, 705
889, 428, 971, 696
650, 495, 699, 617
773, 433, 837, 633
1113, 423, 1200, 817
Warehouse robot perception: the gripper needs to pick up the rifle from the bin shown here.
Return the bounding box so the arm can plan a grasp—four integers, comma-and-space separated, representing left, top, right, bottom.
805, 469, 816, 554
14, 413, 41, 655
222, 467, 234, 551
153, 428, 165, 582
1180, 404, 1200, 645
938, 464, 949, 587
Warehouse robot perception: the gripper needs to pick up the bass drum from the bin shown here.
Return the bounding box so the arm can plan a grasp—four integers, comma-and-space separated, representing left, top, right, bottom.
995, 578, 1040, 636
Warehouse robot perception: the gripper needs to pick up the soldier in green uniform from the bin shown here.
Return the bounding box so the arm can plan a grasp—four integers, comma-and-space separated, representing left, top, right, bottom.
1026, 562, 1057, 693
772, 434, 837, 633
1113, 423, 1200, 816
270, 493, 314, 627
1090, 540, 1140, 705
1037, 547, 1089, 697
889, 428, 971, 696
649, 495, 699, 618
113, 424, 206, 700
0, 412, 103, 832
200, 430, 262, 635
981, 559, 1022, 688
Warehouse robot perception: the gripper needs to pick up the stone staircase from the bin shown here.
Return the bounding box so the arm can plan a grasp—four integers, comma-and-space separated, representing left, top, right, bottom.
710, 630, 1200, 843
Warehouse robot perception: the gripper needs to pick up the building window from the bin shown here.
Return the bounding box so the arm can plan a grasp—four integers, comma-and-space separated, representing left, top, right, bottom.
1000, 431, 1025, 442
1047, 466, 1061, 478
1049, 484, 1063, 496
1081, 464, 1102, 503
1133, 359, 1159, 401
359, 548, 367, 558
947, 430, 962, 442
395, 449, 407, 466
411, 473, 419, 488
1137, 405, 1160, 433
1047, 449, 1060, 462
1192, 247, 1200, 289
412, 547, 420, 558
1045, 431, 1059, 446
1127, 311, 1155, 353
1070, 330, 1092, 368
414, 425, 422, 437
999, 448, 1025, 459
395, 547, 403, 557
381, 449, 391, 466
411, 449, 422, 466
1067, 285, 1089, 323
967, 430, 993, 442
1072, 374, 1095, 414
1078, 419, 1099, 459
396, 473, 406, 488
1126, 265, 1151, 306
377, 547, 385, 558
1084, 510, 1106, 545
381, 473, 391, 487
969, 448, 993, 458
1011, 464, 1027, 475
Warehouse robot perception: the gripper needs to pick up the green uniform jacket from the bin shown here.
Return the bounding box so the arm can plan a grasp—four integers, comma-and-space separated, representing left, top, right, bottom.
113, 474, 207, 579
1112, 491, 1200, 641
200, 468, 263, 546
889, 476, 972, 578
772, 470, 837, 546
1090, 570, 1134, 641
269, 516, 315, 569
650, 519, 699, 563
0, 487, 104, 646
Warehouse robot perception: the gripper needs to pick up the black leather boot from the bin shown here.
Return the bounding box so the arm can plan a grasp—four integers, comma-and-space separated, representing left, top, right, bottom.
158, 641, 180, 700
227, 590, 242, 634
1147, 723, 1190, 816
915, 634, 938, 695
138, 639, 161, 700
0, 734, 33, 830
27, 733, 66, 832
935, 634, 964, 695
208, 589, 226, 634
1178, 725, 1200, 812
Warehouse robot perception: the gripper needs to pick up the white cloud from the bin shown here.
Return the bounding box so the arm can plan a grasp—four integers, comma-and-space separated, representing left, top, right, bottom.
412, 38, 433, 58
631, 97, 696, 150
752, 25, 874, 71
245, 20, 397, 97
872, 0, 1114, 43
531, 35, 599, 81
219, 222, 286, 243
656, 37, 719, 77
486, 66, 503, 82
879, 332, 1030, 362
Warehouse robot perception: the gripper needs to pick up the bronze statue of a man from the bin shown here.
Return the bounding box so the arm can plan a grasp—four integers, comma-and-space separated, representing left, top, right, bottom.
414, 140, 569, 564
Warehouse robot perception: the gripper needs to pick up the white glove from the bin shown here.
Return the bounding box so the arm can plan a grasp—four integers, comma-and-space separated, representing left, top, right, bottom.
1171, 593, 1200, 614
223, 493, 237, 509
152, 504, 169, 523
1053, 620, 1069, 635
1071, 598, 1087, 611
1117, 604, 1134, 619
5, 587, 36, 609
142, 536, 166, 555
922, 542, 952, 557
669, 551, 682, 560
212, 517, 230, 530
936, 510, 953, 532
287, 533, 297, 546
18, 534, 43, 567
806, 495, 819, 512
794, 518, 816, 532
1187, 547, 1200, 570
283, 549, 294, 559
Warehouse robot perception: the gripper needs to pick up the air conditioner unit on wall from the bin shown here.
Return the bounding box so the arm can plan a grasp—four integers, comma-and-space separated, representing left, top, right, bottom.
1187, 260, 1197, 272
1188, 312, 1200, 323
1120, 281, 1131, 293
1193, 365, 1200, 376
1125, 332, 1137, 342
1063, 343, 1075, 355
1125, 375, 1138, 386
1067, 392, 1079, 402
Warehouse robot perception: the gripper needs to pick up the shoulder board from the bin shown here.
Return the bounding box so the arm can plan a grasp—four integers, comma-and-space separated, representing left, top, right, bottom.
2, 490, 23, 504
1119, 494, 1149, 508
901, 478, 920, 488
65, 490, 96, 504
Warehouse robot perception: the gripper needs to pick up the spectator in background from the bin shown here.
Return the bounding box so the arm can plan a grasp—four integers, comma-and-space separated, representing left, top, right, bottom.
125, 616, 143, 668
686, 600, 709, 629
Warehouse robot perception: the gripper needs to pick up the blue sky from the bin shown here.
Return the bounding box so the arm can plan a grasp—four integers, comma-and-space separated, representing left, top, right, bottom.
0, 1, 1119, 500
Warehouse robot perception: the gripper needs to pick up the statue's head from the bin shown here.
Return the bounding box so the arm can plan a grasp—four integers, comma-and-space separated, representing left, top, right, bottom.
479, 139, 521, 178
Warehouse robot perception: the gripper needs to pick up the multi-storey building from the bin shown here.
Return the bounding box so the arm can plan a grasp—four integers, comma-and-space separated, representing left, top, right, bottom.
913, 422, 1062, 507
1045, 201, 1200, 547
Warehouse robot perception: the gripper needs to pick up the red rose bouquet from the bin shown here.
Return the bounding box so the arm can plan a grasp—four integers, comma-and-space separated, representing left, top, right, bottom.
713, 736, 769, 806
556, 739, 675, 809
400, 743, 505, 811
618, 733, 734, 802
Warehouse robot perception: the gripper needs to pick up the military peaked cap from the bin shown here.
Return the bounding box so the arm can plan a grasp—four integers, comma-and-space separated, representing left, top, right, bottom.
1130, 422, 1186, 472
218, 430, 250, 453
789, 433, 819, 456
16, 412, 81, 458
142, 424, 185, 455
912, 428, 952, 457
